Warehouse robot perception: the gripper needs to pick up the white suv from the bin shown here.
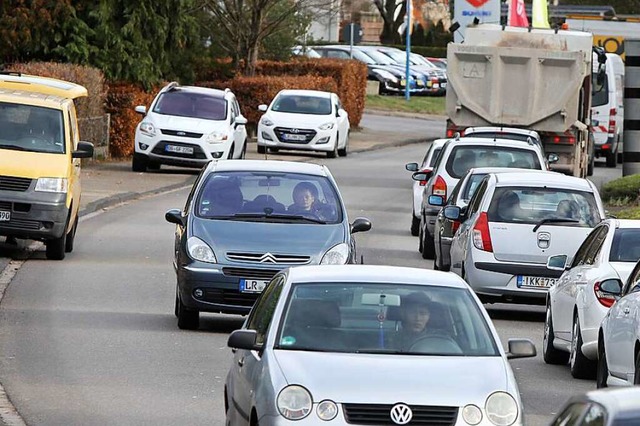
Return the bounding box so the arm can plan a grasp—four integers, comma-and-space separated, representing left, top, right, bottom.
133, 82, 248, 172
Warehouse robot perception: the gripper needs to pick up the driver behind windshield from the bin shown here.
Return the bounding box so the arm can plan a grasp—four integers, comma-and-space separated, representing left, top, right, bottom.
396, 292, 433, 350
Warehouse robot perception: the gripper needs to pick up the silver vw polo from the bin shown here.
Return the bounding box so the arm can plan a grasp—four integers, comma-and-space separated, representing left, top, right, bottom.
165, 160, 371, 330
225, 265, 536, 426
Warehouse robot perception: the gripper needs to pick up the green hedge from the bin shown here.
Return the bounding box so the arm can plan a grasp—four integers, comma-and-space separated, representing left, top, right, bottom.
600, 174, 640, 204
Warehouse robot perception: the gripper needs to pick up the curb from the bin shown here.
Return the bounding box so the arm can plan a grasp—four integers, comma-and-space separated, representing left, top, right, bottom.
363, 108, 446, 122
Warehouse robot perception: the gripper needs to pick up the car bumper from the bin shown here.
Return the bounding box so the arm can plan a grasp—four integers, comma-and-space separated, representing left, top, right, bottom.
0, 190, 68, 240
135, 133, 232, 167
594, 135, 618, 156
258, 127, 337, 152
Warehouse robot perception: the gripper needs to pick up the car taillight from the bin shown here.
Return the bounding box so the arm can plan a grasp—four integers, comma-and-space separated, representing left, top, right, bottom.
472, 212, 493, 252
594, 282, 616, 308
446, 126, 464, 138
446, 128, 455, 138
432, 175, 447, 198
452, 220, 461, 233
552, 135, 575, 144
608, 108, 616, 134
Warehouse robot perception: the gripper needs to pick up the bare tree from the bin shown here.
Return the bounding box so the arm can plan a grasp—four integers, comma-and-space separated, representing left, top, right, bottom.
203, 0, 336, 76
372, 0, 406, 44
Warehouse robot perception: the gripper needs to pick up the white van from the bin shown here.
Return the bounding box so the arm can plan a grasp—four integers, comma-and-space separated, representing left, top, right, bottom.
591, 52, 624, 168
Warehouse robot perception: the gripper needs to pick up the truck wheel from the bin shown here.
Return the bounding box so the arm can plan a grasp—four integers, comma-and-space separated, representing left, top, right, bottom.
606, 151, 617, 168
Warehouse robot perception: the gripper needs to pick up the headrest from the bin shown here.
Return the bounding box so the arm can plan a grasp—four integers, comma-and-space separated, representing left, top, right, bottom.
288, 298, 340, 328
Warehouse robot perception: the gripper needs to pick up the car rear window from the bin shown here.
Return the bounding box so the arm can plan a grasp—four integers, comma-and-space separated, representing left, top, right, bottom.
462, 173, 489, 201
153, 91, 227, 120
272, 95, 332, 115
196, 171, 342, 224
487, 187, 601, 227
610, 228, 640, 262
464, 132, 532, 142
446, 146, 541, 179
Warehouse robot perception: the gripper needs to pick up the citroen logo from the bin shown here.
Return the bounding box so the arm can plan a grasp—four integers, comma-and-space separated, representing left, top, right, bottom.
390, 403, 413, 425
537, 232, 551, 249
259, 252, 277, 263
290, 128, 300, 133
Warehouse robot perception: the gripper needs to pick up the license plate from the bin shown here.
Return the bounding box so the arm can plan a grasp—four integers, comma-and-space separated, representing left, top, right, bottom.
0, 211, 9, 221
417, 80, 424, 86
165, 144, 194, 154
441, 82, 447, 88
517, 276, 557, 288
284, 134, 306, 141
239, 279, 268, 293
401, 79, 406, 86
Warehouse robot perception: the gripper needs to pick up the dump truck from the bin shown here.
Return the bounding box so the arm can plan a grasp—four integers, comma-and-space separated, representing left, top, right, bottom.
445, 24, 604, 178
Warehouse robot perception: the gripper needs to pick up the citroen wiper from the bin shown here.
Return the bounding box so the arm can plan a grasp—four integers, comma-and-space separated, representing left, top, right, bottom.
230, 213, 326, 224
533, 218, 579, 232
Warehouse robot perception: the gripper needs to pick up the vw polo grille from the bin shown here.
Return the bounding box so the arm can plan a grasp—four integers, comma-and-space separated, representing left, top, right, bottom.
343, 403, 458, 425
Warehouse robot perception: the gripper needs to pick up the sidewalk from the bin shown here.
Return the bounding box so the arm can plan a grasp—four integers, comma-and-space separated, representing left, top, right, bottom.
79, 116, 431, 217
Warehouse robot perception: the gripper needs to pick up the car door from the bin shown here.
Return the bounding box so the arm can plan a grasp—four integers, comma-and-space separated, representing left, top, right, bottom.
230, 97, 247, 157
435, 177, 463, 268
334, 95, 348, 146
231, 276, 284, 421
605, 264, 640, 380
554, 225, 608, 340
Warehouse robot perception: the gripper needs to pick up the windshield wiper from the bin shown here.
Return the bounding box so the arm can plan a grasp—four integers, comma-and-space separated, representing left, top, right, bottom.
0, 144, 28, 151
230, 213, 326, 224
533, 218, 580, 232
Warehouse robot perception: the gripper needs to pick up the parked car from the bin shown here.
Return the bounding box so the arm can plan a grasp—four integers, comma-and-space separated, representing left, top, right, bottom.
405, 138, 448, 236
544, 219, 640, 379
225, 264, 536, 426
431, 167, 539, 272
418, 136, 547, 259
0, 73, 94, 260
597, 257, 640, 388
446, 171, 606, 305
550, 387, 640, 425
164, 160, 371, 330
291, 45, 321, 58
427, 57, 447, 71
133, 82, 248, 172
257, 89, 350, 158
374, 46, 447, 96
353, 46, 429, 95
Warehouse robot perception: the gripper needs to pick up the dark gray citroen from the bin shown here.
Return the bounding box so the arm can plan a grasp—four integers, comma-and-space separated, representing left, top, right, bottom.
165, 159, 371, 329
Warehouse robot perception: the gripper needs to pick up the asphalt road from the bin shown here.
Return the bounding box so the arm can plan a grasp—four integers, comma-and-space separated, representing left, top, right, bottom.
0, 140, 623, 426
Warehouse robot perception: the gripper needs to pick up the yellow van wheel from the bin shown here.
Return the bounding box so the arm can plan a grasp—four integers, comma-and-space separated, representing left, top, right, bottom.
46, 234, 66, 260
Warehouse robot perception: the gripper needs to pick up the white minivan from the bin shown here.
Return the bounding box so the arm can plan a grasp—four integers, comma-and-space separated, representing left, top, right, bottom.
591, 53, 624, 168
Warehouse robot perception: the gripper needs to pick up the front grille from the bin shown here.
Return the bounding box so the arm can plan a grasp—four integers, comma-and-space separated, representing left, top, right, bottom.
274, 127, 316, 144
343, 404, 458, 425
0, 176, 32, 192
222, 267, 281, 280
226, 252, 310, 265
151, 141, 207, 159
1, 218, 41, 231
0, 201, 11, 210
160, 129, 203, 138
202, 289, 259, 307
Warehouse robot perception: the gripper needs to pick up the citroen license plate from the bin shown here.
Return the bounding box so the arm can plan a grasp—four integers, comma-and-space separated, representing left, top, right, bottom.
517, 276, 556, 288
240, 279, 268, 293
165, 144, 194, 154
0, 211, 9, 221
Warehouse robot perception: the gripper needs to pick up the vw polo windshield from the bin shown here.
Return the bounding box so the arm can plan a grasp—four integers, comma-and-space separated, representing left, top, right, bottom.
0, 103, 65, 154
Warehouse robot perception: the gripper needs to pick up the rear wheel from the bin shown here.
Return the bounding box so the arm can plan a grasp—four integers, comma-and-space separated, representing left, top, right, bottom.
570, 314, 596, 379
411, 214, 420, 236
543, 302, 570, 365
596, 337, 609, 388
257, 145, 266, 154
176, 295, 199, 330
132, 153, 148, 172
606, 151, 617, 168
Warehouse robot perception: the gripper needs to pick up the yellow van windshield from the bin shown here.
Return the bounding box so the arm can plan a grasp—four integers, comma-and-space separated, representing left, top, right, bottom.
0, 102, 65, 154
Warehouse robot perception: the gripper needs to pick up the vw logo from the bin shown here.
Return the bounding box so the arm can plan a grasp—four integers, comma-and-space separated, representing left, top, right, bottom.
290, 128, 300, 133
390, 403, 413, 425
537, 232, 551, 249
259, 252, 277, 263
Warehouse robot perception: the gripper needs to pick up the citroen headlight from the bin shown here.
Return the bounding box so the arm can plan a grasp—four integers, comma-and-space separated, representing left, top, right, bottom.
260, 117, 274, 127
320, 243, 349, 265
373, 69, 398, 82
317, 400, 338, 421
277, 385, 312, 420
187, 237, 217, 263
206, 131, 228, 144
485, 392, 518, 426
462, 404, 483, 425
35, 178, 68, 193
139, 121, 156, 137
319, 122, 334, 131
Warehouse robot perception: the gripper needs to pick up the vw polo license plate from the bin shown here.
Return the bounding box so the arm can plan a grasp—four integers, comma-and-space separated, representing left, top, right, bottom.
517, 276, 557, 288
0, 211, 9, 221
240, 279, 268, 293
165, 144, 194, 154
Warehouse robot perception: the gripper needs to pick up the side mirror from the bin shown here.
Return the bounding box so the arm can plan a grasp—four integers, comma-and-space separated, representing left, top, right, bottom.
134, 105, 147, 115
547, 153, 559, 164
428, 195, 444, 206
405, 162, 419, 172
546, 254, 568, 271
443, 205, 461, 221
258, 104, 268, 112
235, 116, 248, 127
337, 109, 347, 118
412, 170, 433, 182
228, 329, 262, 351
598, 279, 623, 297
72, 141, 94, 159
506, 338, 537, 359
351, 217, 372, 234
165, 208, 186, 226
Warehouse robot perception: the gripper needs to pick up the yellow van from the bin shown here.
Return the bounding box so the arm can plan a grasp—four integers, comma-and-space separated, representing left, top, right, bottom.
0, 72, 94, 260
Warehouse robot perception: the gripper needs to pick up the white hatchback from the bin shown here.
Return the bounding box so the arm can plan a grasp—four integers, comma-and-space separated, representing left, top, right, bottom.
133, 82, 248, 172
445, 171, 605, 305
544, 219, 640, 380
257, 89, 350, 158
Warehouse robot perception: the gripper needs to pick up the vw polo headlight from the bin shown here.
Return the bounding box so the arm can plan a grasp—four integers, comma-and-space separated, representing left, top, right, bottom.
260, 117, 274, 127
35, 178, 68, 193
317, 400, 338, 421
319, 122, 334, 131
187, 237, 217, 263
139, 121, 156, 137
277, 385, 312, 420
206, 131, 228, 144
320, 243, 349, 265
462, 404, 482, 425
485, 392, 518, 426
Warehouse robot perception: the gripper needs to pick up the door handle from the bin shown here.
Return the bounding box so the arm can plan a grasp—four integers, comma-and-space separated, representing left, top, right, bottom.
237, 358, 245, 367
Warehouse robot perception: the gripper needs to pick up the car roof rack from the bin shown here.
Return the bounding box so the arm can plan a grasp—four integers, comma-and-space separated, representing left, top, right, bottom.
163, 81, 180, 92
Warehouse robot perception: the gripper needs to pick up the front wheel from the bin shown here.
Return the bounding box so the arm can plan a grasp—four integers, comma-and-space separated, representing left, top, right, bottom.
596, 338, 609, 388
570, 314, 596, 379
64, 217, 78, 253
46, 233, 66, 260
132, 153, 149, 172
338, 132, 349, 157
543, 303, 569, 365
411, 214, 420, 236
257, 145, 266, 154
327, 135, 338, 158
421, 228, 435, 260
176, 295, 199, 330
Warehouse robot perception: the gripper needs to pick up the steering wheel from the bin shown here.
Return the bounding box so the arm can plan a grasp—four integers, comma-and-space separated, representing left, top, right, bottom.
408, 335, 463, 354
